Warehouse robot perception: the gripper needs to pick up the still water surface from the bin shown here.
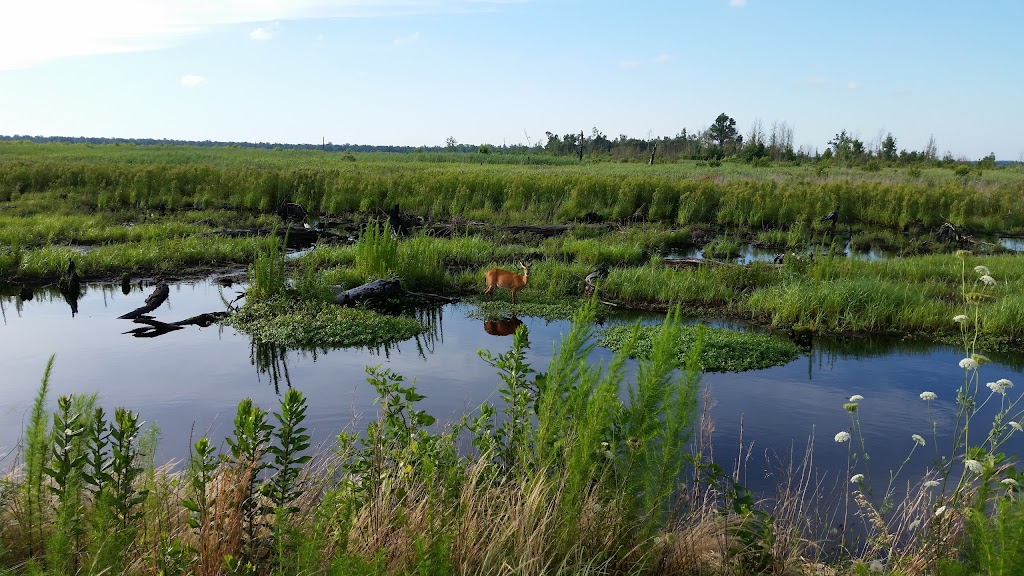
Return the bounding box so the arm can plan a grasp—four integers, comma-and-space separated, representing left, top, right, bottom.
1, 280, 1020, 493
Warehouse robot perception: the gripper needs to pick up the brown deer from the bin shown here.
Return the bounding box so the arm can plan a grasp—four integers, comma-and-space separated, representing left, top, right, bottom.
483, 316, 523, 336
483, 261, 530, 305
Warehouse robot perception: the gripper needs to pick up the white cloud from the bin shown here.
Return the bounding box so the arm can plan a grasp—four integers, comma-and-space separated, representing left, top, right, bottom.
847, 81, 861, 90
181, 74, 205, 87
0, 0, 520, 70
620, 60, 643, 69
653, 54, 670, 63
805, 75, 829, 86
250, 23, 280, 42
394, 32, 421, 47
729, 0, 747, 7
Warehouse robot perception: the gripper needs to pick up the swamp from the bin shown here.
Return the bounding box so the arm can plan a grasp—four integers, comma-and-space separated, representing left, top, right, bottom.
1, 141, 1023, 575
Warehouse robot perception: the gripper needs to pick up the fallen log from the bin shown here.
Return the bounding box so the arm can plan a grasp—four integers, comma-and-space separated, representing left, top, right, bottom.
118, 284, 169, 319
331, 276, 403, 306
662, 257, 731, 269
123, 311, 229, 338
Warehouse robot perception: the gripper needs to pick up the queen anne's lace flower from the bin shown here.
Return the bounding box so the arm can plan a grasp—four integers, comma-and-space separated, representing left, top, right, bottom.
835, 431, 851, 443
960, 358, 979, 370
912, 434, 925, 446
997, 378, 1013, 389
934, 505, 947, 517
909, 520, 921, 531
965, 459, 984, 474
980, 274, 997, 286
1002, 478, 1019, 487
953, 314, 967, 323
974, 265, 990, 275
1010, 421, 1023, 432
850, 474, 864, 484
849, 395, 864, 402
923, 480, 941, 488
920, 391, 937, 401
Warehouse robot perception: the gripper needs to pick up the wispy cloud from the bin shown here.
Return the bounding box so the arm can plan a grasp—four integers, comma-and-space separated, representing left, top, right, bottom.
805, 75, 829, 86
620, 60, 643, 69
180, 74, 206, 88
847, 81, 861, 90
0, 0, 519, 70
653, 54, 670, 63
729, 0, 747, 7
250, 23, 280, 42
394, 32, 421, 47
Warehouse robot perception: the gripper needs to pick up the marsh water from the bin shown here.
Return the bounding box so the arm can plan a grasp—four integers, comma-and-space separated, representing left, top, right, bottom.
1, 279, 1021, 494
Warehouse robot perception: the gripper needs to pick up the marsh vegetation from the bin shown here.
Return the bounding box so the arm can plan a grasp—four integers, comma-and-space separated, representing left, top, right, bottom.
1, 142, 1023, 574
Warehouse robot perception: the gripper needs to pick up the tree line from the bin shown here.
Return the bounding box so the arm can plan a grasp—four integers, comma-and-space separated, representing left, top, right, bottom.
0, 114, 1006, 166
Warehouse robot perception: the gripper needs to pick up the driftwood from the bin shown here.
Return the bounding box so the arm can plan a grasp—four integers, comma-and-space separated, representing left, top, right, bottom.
206, 226, 340, 247
662, 257, 730, 269
118, 284, 169, 319
332, 276, 403, 306
124, 311, 229, 338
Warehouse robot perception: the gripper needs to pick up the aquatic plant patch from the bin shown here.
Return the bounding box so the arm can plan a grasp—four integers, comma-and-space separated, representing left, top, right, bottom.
468, 297, 606, 321
598, 323, 801, 372
228, 297, 426, 349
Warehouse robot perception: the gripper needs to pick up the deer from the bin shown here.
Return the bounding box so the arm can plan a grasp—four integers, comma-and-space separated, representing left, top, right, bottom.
483, 261, 531, 305
483, 316, 523, 336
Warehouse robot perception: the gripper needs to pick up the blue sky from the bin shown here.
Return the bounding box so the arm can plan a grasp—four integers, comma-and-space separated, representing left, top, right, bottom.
1, 0, 1020, 160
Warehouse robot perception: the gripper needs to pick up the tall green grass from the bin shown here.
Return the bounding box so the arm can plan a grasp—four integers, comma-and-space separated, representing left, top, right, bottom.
4, 141, 1023, 230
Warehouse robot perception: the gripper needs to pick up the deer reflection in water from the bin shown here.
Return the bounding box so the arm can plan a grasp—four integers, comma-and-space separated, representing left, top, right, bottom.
483, 316, 523, 337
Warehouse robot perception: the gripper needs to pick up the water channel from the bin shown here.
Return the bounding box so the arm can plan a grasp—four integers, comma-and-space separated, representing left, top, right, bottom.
1, 279, 1020, 495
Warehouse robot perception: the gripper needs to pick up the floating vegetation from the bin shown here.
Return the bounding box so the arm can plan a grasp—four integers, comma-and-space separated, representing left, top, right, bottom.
228, 297, 426, 349
468, 297, 604, 321
598, 322, 801, 372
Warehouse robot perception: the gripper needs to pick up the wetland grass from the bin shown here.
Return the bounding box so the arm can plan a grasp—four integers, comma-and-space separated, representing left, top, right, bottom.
4, 141, 1024, 232
227, 296, 427, 349
599, 320, 801, 372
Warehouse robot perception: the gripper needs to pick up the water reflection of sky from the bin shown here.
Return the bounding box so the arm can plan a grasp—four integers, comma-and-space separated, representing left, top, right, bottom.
1, 281, 1021, 495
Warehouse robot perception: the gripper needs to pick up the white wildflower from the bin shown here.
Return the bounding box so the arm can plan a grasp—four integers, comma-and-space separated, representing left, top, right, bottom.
974, 265, 990, 275
997, 378, 1013, 390
965, 459, 984, 474
1010, 421, 1023, 432
953, 314, 967, 323
909, 519, 921, 531
959, 358, 979, 370
850, 473, 864, 484
835, 431, 851, 443
923, 480, 941, 488
1001, 478, 1019, 487
849, 394, 864, 402
912, 434, 926, 446
980, 274, 996, 286
64, 428, 73, 437
920, 391, 937, 401
987, 382, 1005, 394
868, 559, 885, 573
934, 505, 947, 517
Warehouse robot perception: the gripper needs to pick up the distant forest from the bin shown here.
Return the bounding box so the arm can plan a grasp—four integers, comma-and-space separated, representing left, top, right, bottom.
0, 112, 1013, 167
